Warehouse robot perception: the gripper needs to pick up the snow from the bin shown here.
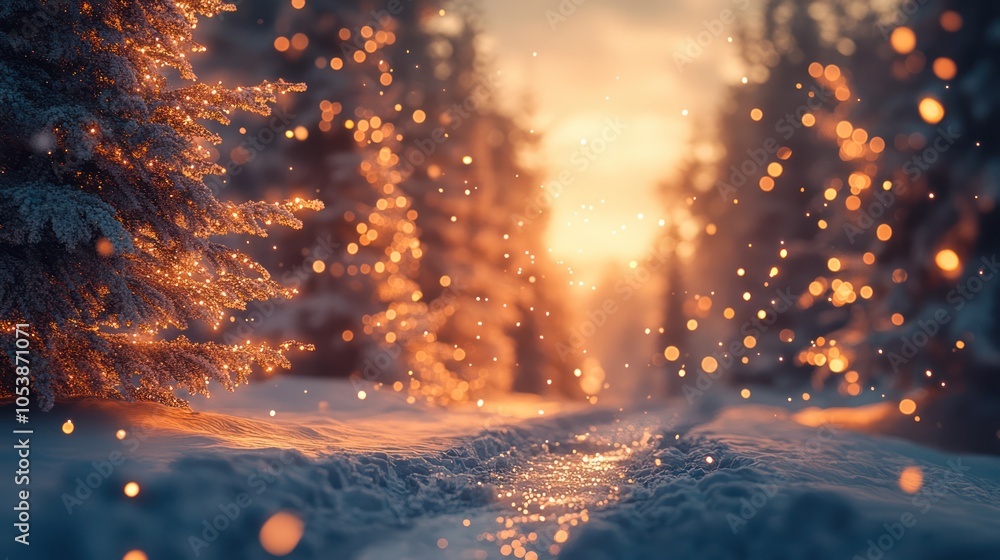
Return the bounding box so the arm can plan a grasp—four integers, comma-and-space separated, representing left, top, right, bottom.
10, 377, 1000, 560
568, 407, 1000, 560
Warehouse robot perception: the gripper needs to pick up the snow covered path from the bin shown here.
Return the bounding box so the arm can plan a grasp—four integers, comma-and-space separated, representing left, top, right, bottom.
12, 378, 1000, 560
360, 411, 658, 560
571, 407, 1000, 560
360, 404, 1000, 560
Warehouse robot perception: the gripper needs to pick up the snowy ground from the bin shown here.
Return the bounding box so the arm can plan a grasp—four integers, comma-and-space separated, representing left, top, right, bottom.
7, 377, 1000, 560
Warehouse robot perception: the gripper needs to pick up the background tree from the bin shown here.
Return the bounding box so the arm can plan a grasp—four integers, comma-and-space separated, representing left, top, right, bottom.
828, 0, 1000, 451
663, 0, 1000, 451
197, 0, 583, 403
0, 0, 319, 409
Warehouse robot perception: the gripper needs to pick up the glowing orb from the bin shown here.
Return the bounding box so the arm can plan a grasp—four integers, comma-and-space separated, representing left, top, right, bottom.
259, 511, 304, 556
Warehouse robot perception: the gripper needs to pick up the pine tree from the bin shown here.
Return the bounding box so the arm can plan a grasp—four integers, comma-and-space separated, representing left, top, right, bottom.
194, 0, 383, 380
659, 0, 906, 395
845, 0, 1000, 395
0, 0, 321, 409
668, 0, 1000, 450
194, 0, 584, 403
385, 7, 584, 400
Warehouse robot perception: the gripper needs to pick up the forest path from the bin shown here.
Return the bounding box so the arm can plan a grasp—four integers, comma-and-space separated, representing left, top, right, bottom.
16, 379, 1000, 560
358, 409, 672, 560
358, 402, 1000, 560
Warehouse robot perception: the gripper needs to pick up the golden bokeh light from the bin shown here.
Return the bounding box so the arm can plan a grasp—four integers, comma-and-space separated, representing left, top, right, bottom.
899, 398, 917, 415
932, 57, 957, 80
940, 11, 963, 32
291, 33, 309, 50
876, 224, 893, 241
664, 346, 680, 361
260, 511, 305, 556
890, 27, 916, 54
701, 356, 718, 373
899, 466, 923, 494
96, 237, 115, 257
918, 97, 945, 124
935, 249, 960, 272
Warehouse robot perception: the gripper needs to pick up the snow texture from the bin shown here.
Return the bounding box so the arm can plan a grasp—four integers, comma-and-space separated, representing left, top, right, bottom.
6, 378, 1000, 560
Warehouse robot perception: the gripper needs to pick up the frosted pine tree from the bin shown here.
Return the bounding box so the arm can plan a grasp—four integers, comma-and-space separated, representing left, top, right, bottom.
0, 0, 321, 409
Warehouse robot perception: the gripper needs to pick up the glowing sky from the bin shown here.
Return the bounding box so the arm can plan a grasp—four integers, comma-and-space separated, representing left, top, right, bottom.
481, 0, 750, 280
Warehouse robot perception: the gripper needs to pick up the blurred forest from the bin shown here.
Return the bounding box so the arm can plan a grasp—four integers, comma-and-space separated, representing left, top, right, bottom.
659, 0, 1000, 452
4, 0, 999, 450
194, 0, 582, 404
